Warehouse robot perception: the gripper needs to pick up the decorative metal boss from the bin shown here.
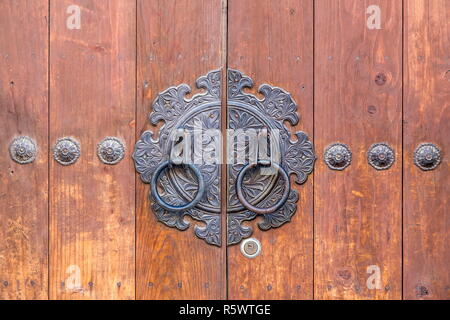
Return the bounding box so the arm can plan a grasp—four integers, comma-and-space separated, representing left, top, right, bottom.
97, 137, 125, 165
53, 137, 81, 166
368, 142, 395, 170
414, 143, 441, 171
133, 69, 315, 246
9, 136, 37, 164
324, 143, 352, 170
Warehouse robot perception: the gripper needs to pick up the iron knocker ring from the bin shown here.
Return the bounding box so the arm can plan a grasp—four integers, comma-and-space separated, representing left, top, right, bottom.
151, 160, 205, 212
236, 161, 290, 214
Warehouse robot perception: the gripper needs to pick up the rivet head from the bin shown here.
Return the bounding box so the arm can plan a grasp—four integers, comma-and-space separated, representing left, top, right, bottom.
53, 137, 80, 165
368, 143, 395, 170
9, 136, 37, 164
324, 143, 352, 171
375, 73, 387, 85
240, 238, 261, 259
367, 105, 377, 114
414, 143, 441, 171
416, 285, 429, 297
97, 137, 125, 165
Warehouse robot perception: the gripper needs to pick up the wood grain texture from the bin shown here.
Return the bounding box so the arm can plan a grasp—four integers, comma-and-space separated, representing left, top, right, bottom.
403, 0, 450, 300
0, 0, 49, 300
136, 0, 226, 299
227, 0, 314, 299
314, 0, 402, 299
49, 0, 135, 299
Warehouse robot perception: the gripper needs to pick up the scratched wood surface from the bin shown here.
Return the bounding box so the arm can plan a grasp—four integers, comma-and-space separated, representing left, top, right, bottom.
136, 0, 226, 299
314, 0, 402, 299
0, 0, 449, 301
403, 0, 450, 300
0, 0, 49, 300
227, 0, 314, 299
49, 0, 135, 299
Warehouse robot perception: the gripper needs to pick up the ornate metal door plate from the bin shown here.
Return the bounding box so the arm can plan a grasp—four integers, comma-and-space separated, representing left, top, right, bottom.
226, 69, 315, 245
133, 69, 315, 246
134, 69, 222, 246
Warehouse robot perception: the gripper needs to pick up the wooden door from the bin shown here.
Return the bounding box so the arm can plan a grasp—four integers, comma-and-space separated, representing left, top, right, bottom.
136, 0, 226, 299
314, 0, 403, 299
0, 0, 448, 301
49, 0, 136, 299
227, 0, 314, 300
403, 0, 450, 300
0, 0, 49, 300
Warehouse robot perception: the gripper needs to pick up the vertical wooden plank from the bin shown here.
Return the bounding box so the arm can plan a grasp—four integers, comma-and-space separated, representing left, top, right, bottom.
227, 0, 314, 299
50, 0, 135, 299
314, 0, 402, 299
136, 0, 226, 299
0, 0, 49, 300
404, 0, 450, 300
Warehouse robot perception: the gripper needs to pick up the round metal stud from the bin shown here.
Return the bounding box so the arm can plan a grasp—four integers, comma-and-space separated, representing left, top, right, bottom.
414, 143, 441, 171
367, 142, 395, 170
240, 238, 261, 259
9, 136, 37, 164
53, 137, 80, 166
236, 161, 290, 215
324, 143, 352, 170
97, 137, 125, 165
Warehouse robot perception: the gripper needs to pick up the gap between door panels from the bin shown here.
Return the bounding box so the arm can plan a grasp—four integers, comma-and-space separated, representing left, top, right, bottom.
221, 0, 230, 301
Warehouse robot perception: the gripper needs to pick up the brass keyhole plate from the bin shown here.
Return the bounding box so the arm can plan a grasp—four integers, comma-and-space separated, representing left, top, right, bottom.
240, 238, 262, 258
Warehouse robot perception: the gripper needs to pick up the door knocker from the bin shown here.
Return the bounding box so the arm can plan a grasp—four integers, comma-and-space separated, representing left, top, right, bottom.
235, 129, 291, 215
150, 131, 206, 212
236, 161, 291, 215
133, 69, 315, 246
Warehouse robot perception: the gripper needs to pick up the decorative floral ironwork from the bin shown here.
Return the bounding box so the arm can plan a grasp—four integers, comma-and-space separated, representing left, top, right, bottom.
367, 142, 395, 170
133, 69, 315, 246
97, 137, 125, 165
133, 69, 222, 246
226, 69, 315, 245
324, 143, 351, 170
414, 143, 441, 171
53, 137, 80, 166
9, 136, 37, 164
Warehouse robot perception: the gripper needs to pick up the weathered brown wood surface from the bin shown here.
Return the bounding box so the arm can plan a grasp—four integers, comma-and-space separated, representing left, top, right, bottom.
0, 0, 49, 300
314, 0, 403, 299
403, 0, 450, 300
227, 0, 314, 299
49, 0, 136, 299
136, 0, 226, 299
0, 0, 449, 301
